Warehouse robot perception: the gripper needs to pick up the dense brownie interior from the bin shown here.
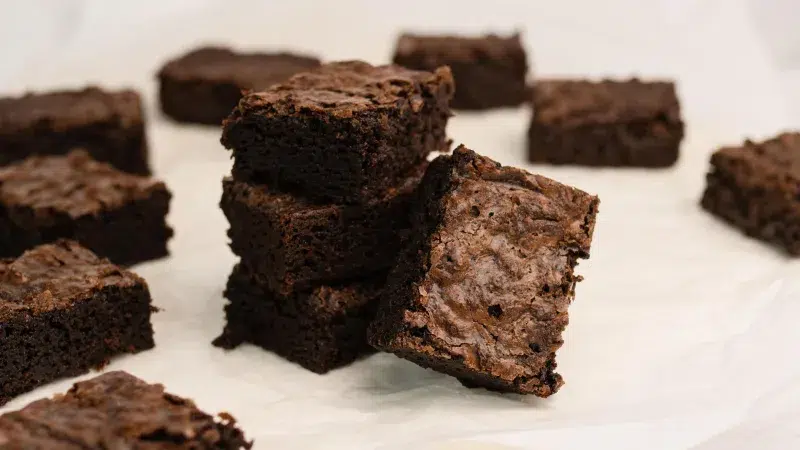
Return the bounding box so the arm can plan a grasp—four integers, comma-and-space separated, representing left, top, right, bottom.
701, 132, 800, 254
393, 33, 528, 110
0, 241, 155, 406
0, 150, 172, 264
528, 79, 684, 167
158, 47, 321, 125
0, 371, 252, 449
220, 162, 426, 294
214, 264, 384, 374
0, 87, 150, 174
369, 146, 599, 396
221, 60, 453, 203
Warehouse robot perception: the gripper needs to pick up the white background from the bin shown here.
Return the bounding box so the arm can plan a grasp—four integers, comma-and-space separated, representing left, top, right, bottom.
0, 1, 799, 449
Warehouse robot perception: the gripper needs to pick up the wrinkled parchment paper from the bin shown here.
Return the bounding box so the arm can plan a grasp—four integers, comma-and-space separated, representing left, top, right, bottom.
1, 2, 798, 448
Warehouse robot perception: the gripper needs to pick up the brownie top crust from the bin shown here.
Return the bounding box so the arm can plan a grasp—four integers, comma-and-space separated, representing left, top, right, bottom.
373, 146, 598, 395
0, 371, 252, 449
395, 32, 525, 63
0, 240, 142, 321
222, 161, 427, 214
0, 150, 167, 218
712, 132, 800, 179
0, 87, 143, 134
229, 60, 454, 118
533, 79, 681, 127
158, 46, 321, 88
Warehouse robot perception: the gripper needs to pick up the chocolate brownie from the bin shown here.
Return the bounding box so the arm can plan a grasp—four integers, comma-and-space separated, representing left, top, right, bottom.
0, 87, 150, 174
368, 146, 599, 396
213, 264, 383, 374
701, 132, 800, 254
528, 79, 684, 167
0, 241, 155, 406
0, 371, 252, 449
221, 60, 454, 203
220, 162, 425, 294
393, 32, 528, 110
158, 46, 321, 125
0, 150, 172, 265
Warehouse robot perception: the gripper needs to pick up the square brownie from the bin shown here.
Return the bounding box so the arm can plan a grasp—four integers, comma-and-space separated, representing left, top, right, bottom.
0, 150, 172, 265
220, 162, 425, 295
158, 46, 321, 125
0, 241, 155, 406
221, 60, 454, 203
0, 87, 150, 174
701, 132, 800, 254
0, 371, 252, 449
368, 146, 599, 397
393, 32, 528, 110
213, 264, 383, 374
528, 79, 684, 167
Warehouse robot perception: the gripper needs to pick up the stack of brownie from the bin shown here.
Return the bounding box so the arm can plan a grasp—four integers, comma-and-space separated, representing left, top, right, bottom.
213, 60, 454, 373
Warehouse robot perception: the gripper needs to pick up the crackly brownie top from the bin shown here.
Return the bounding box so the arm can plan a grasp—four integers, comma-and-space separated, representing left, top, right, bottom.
158, 46, 321, 89
0, 240, 143, 321
394, 32, 526, 65
533, 79, 681, 127
0, 150, 167, 218
711, 132, 800, 181
388, 146, 599, 395
0, 371, 252, 449
229, 60, 454, 118
222, 161, 427, 215
0, 87, 143, 134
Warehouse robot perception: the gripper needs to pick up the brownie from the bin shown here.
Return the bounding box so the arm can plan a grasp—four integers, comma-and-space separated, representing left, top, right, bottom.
0, 150, 172, 265
368, 146, 599, 396
701, 132, 800, 254
221, 60, 454, 203
0, 371, 252, 449
220, 162, 425, 294
158, 46, 321, 125
0, 87, 150, 174
0, 241, 155, 406
213, 264, 383, 374
393, 32, 528, 110
528, 79, 684, 167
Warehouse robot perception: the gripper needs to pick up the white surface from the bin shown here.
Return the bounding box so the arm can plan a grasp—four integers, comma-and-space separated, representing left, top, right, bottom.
1, 1, 799, 449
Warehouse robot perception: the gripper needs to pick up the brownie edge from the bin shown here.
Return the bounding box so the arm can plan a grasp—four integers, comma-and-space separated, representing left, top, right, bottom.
368, 145, 599, 396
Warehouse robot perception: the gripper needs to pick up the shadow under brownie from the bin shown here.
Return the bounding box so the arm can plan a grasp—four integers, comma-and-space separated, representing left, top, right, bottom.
0, 150, 172, 265
0, 371, 252, 449
0, 241, 155, 406
158, 46, 320, 125
221, 60, 453, 203
0, 87, 150, 175
368, 146, 599, 397
214, 263, 384, 374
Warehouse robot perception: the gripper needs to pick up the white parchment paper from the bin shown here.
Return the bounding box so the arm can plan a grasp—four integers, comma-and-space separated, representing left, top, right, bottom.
1, 1, 798, 448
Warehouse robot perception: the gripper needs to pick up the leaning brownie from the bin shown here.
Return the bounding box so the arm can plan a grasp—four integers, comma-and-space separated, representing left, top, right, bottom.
393, 33, 528, 110
368, 146, 599, 396
158, 46, 320, 125
213, 264, 383, 374
701, 132, 800, 255
221, 60, 453, 203
528, 79, 684, 167
0, 87, 150, 174
220, 162, 425, 294
0, 241, 155, 406
0, 150, 172, 264
0, 371, 252, 449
